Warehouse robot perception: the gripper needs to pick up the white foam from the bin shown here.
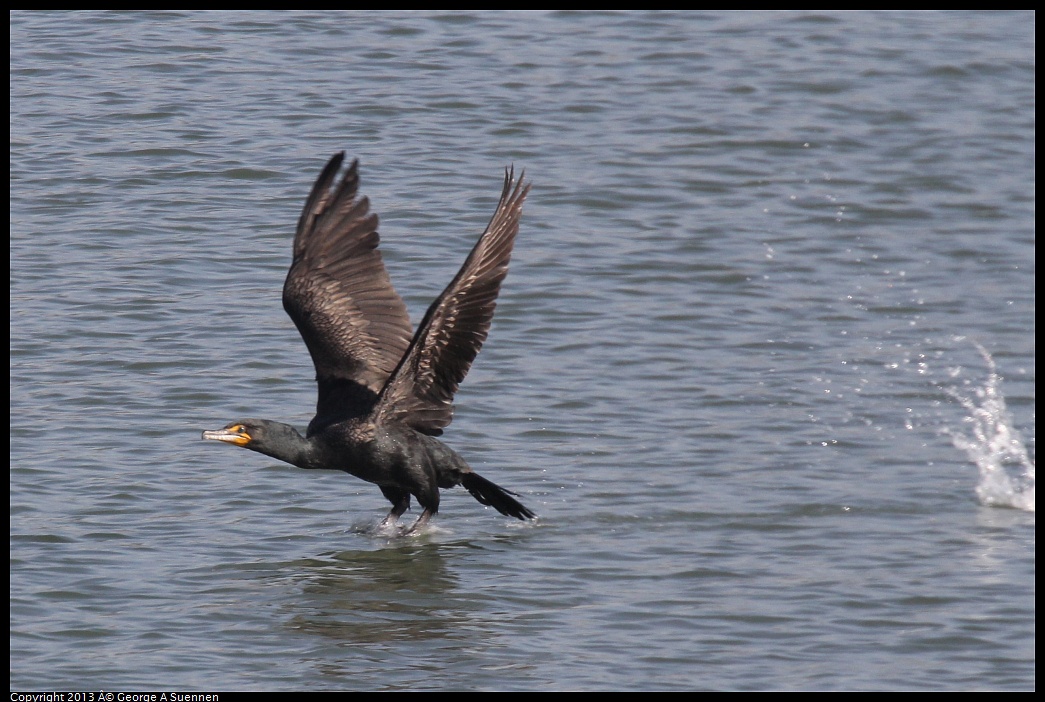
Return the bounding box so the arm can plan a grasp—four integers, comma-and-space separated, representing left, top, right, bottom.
944, 343, 1034, 512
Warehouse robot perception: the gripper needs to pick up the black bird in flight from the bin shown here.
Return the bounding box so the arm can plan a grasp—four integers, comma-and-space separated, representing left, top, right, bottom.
203, 153, 534, 532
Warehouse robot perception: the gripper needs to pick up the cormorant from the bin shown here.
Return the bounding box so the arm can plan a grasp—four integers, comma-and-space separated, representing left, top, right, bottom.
202, 153, 534, 532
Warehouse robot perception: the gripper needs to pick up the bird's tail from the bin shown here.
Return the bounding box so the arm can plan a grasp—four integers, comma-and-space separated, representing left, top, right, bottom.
461, 472, 536, 521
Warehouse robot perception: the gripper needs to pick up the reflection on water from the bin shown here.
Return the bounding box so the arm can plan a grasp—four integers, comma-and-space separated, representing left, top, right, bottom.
289, 543, 462, 644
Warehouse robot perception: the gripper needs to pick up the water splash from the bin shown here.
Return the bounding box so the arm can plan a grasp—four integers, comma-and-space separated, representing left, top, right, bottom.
942, 343, 1034, 512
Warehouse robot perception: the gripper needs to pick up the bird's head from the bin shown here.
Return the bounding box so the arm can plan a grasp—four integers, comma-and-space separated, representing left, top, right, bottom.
202, 419, 307, 462
202, 420, 259, 447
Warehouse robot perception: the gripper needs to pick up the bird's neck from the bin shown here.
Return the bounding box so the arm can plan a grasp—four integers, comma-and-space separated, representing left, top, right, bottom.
253, 423, 325, 470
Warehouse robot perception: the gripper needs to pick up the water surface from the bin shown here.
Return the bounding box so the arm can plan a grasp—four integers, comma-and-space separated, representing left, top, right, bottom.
10, 10, 1034, 690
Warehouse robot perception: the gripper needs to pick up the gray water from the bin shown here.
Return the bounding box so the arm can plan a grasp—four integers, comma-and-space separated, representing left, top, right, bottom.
10, 11, 1034, 691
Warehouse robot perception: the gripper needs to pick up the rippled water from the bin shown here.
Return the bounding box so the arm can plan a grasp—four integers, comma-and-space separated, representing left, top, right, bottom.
11, 11, 1034, 691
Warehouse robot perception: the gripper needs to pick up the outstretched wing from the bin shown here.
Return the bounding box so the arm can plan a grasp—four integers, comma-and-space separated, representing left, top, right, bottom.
374, 167, 530, 436
282, 153, 413, 423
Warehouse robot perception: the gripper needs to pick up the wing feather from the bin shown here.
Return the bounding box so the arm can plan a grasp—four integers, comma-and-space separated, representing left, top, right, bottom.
375, 168, 530, 435
282, 154, 413, 424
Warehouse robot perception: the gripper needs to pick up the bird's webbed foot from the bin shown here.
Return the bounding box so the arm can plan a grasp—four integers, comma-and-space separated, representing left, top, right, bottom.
379, 487, 411, 528
405, 508, 435, 535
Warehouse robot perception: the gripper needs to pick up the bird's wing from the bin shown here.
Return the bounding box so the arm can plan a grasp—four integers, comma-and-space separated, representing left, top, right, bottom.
374, 167, 530, 436
282, 153, 414, 422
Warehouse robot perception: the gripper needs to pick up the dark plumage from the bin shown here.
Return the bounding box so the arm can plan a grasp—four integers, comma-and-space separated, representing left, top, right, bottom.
203, 153, 534, 532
